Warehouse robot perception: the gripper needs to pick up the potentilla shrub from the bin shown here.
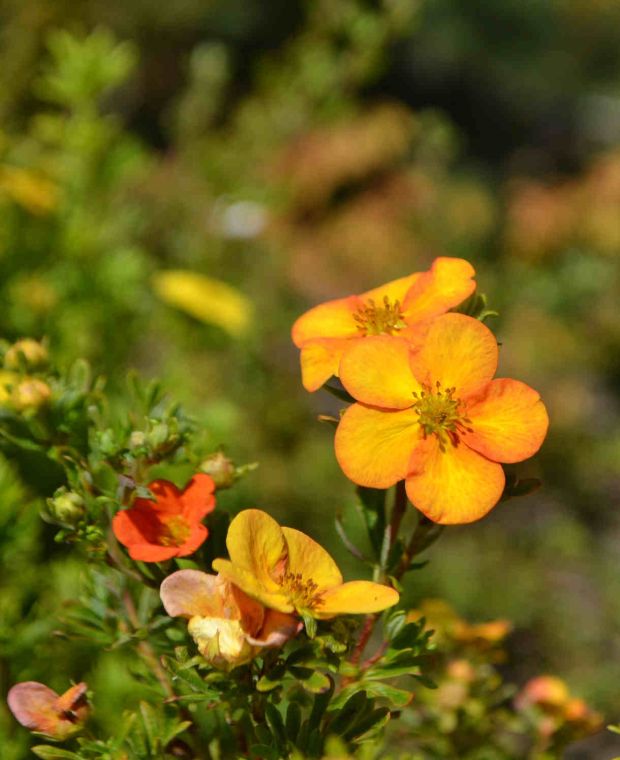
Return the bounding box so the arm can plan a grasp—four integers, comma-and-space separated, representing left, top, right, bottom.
3, 260, 602, 759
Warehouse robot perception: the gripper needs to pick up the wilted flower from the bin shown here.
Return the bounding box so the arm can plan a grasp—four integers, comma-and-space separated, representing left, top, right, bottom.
160, 570, 301, 669
113, 474, 216, 561
213, 509, 399, 619
11, 378, 52, 411
335, 314, 548, 523
7, 681, 89, 740
199, 451, 236, 489
291, 257, 476, 391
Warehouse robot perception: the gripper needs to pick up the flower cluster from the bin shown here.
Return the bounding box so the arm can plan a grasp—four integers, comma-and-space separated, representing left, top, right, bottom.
293, 258, 549, 524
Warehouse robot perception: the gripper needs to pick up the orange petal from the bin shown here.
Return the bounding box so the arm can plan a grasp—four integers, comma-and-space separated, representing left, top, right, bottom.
291, 295, 360, 346
406, 436, 505, 524
409, 313, 498, 398
335, 403, 421, 489
281, 527, 343, 591
141, 479, 183, 514
339, 335, 420, 409
223, 509, 288, 592
464, 378, 549, 463
247, 610, 302, 647
402, 257, 476, 323
176, 523, 209, 557
212, 559, 294, 613
361, 272, 423, 304
126, 542, 180, 562
300, 338, 350, 391
315, 581, 399, 619
55, 683, 88, 713
181, 474, 216, 521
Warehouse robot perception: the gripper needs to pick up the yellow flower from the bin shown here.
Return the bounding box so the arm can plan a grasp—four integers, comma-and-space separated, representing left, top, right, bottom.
160, 570, 300, 670
213, 509, 399, 620
152, 270, 253, 337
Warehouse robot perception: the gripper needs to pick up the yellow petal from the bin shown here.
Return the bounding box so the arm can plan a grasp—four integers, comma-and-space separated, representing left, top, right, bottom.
300, 338, 350, 391
335, 403, 421, 489
291, 296, 360, 346
223, 509, 288, 592
465, 378, 549, 463
406, 436, 505, 524
361, 272, 423, 304
409, 313, 498, 398
315, 581, 399, 619
212, 559, 294, 614
339, 335, 420, 409
187, 616, 255, 669
281, 527, 343, 592
152, 270, 252, 337
403, 257, 476, 322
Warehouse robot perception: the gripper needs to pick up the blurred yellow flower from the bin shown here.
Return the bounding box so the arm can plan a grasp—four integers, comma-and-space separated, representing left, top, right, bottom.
152, 270, 253, 337
0, 165, 58, 215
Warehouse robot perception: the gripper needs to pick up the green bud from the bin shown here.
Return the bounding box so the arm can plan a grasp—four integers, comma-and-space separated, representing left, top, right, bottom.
49, 489, 85, 525
199, 451, 236, 489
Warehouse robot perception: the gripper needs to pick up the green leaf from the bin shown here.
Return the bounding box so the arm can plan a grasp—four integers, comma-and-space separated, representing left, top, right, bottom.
301, 671, 332, 694
302, 611, 317, 639
249, 744, 279, 760
264, 703, 286, 747
32, 748, 83, 760
356, 486, 387, 558
286, 702, 302, 741
329, 690, 369, 732
357, 681, 412, 707
345, 707, 390, 742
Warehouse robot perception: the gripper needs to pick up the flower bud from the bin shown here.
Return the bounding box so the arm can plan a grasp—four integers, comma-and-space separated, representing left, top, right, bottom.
199, 451, 236, 489
11, 378, 51, 411
5, 339, 48, 370
49, 489, 85, 526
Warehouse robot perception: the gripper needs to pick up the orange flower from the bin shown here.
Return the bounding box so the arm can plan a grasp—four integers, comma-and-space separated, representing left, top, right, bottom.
7, 681, 89, 740
213, 509, 399, 619
291, 257, 476, 391
112, 474, 216, 561
160, 570, 301, 670
335, 313, 548, 524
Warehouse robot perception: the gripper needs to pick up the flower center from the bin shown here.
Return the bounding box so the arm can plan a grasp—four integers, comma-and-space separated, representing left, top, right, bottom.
159, 515, 191, 546
353, 296, 406, 336
412, 382, 473, 451
281, 570, 323, 611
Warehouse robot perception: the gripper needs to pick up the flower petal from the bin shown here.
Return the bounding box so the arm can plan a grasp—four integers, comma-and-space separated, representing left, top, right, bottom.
315, 581, 399, 619
406, 436, 505, 524
291, 295, 360, 346
126, 542, 180, 562
409, 313, 498, 398
112, 508, 160, 548
223, 509, 288, 592
212, 559, 294, 613
176, 523, 209, 557
403, 257, 476, 322
339, 335, 420, 408
335, 404, 421, 489
464, 378, 549, 463
181, 474, 216, 521
300, 338, 351, 391
160, 570, 223, 618
7, 682, 58, 732
361, 272, 423, 304
247, 610, 302, 647
55, 683, 88, 714
139, 479, 184, 514
281, 527, 343, 591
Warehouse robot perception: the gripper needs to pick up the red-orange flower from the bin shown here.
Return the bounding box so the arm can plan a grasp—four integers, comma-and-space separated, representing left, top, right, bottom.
112, 474, 216, 561
7, 681, 89, 740
335, 314, 548, 524
291, 257, 476, 391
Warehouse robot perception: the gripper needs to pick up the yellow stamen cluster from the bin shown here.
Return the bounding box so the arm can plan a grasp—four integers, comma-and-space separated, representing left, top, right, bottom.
281, 570, 323, 610
353, 297, 406, 336
159, 515, 191, 547
413, 381, 473, 451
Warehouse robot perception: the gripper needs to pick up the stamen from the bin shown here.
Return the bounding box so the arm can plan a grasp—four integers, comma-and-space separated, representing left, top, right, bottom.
412, 381, 473, 451
353, 296, 406, 336
281, 570, 323, 610
159, 515, 191, 547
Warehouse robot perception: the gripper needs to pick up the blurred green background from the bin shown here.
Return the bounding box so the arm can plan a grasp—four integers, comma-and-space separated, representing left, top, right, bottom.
1, 0, 620, 756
